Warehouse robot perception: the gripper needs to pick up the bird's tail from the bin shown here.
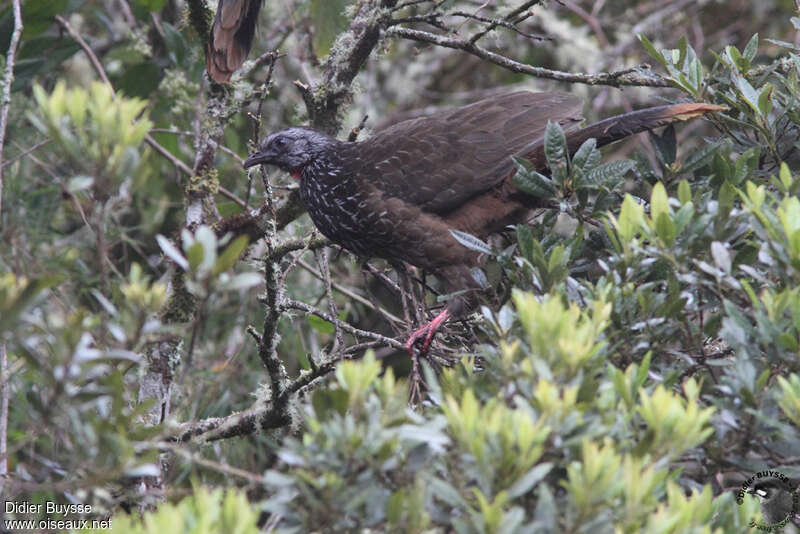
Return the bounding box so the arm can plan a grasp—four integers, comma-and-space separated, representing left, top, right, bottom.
524, 102, 726, 163
206, 0, 263, 83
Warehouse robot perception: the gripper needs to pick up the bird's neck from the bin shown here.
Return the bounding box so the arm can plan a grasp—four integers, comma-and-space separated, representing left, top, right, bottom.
299, 141, 356, 187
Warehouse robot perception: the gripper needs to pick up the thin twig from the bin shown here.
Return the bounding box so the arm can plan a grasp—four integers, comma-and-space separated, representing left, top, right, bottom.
284, 298, 406, 351
154, 442, 265, 484
0, 0, 23, 222
150, 129, 243, 163
468, 0, 542, 44
388, 26, 670, 87
1, 139, 50, 170
315, 249, 344, 355
298, 257, 403, 324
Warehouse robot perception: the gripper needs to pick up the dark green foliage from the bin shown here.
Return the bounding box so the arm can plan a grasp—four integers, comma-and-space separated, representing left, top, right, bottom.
3, 1, 800, 533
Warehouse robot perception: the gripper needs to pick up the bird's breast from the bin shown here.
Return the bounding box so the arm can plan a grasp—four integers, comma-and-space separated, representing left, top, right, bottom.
299, 163, 394, 257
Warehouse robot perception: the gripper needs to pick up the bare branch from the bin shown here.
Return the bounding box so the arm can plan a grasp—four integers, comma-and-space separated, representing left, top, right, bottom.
387, 26, 671, 88
467, 0, 543, 44
1, 139, 51, 170
298, 257, 403, 323
0, 0, 23, 222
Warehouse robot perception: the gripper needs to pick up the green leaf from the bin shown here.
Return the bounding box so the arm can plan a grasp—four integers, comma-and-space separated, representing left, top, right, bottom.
450, 229, 492, 255
312, 388, 349, 417
650, 182, 670, 222
681, 141, 723, 175
734, 76, 762, 116
649, 125, 676, 167
639, 34, 668, 69
544, 121, 568, 185
136, 0, 168, 12
615, 195, 645, 244
513, 159, 557, 198
516, 225, 535, 263
186, 242, 204, 273
0, 275, 61, 333
572, 138, 597, 172
308, 314, 335, 334
676, 36, 688, 69
742, 33, 759, 61
677, 179, 691, 205
726, 45, 746, 72
585, 160, 635, 188
213, 235, 250, 276
757, 83, 773, 116
116, 61, 163, 99
507, 463, 553, 498
4, 0, 70, 39
780, 162, 793, 190
654, 213, 676, 246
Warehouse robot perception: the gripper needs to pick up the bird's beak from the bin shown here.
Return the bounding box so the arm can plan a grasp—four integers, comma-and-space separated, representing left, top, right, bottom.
243, 149, 275, 169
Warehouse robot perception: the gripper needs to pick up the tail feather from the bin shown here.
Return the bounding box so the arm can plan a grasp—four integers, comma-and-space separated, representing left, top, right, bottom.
206, 0, 263, 83
523, 102, 725, 164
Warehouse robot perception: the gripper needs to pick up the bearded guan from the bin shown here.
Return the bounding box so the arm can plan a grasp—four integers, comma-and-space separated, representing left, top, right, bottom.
244, 92, 722, 354
206, 0, 263, 83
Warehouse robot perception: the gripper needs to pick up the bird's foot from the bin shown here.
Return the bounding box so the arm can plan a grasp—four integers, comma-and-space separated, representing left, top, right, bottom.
404, 309, 451, 357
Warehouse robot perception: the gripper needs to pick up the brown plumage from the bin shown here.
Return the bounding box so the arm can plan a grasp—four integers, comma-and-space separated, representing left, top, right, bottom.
244, 92, 723, 353
206, 0, 262, 83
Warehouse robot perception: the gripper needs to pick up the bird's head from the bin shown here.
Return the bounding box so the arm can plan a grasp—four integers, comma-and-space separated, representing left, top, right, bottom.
244, 127, 333, 178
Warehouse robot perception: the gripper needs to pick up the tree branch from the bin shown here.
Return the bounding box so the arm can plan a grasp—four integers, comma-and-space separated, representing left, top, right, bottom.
0, 0, 23, 223
387, 26, 671, 88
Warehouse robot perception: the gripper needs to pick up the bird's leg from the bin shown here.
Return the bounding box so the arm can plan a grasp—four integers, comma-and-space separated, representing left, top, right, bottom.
405, 308, 452, 356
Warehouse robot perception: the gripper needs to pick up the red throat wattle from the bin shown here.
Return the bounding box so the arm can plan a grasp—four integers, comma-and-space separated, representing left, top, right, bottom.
290, 167, 303, 180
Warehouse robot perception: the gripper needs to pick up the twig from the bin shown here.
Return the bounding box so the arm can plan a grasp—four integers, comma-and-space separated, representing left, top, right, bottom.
449, 11, 550, 42
0, 0, 23, 222
150, 129, 243, 163
388, 26, 670, 87
315, 249, 344, 355
298, 257, 403, 323
56, 16, 113, 87
468, 0, 542, 44
284, 298, 406, 351
347, 115, 370, 142
1, 139, 50, 170
154, 442, 265, 484
257, 257, 289, 402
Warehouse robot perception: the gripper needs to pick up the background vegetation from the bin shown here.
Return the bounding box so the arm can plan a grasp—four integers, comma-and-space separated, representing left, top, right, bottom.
1, 0, 800, 532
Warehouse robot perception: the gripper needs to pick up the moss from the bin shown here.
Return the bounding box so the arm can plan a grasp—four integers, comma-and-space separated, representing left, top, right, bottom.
161, 271, 196, 324
186, 167, 220, 196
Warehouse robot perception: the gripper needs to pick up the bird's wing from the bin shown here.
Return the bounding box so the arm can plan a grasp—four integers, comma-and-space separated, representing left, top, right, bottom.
357, 92, 584, 214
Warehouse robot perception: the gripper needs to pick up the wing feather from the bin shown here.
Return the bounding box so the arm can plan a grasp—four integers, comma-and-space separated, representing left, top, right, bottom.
357, 92, 584, 214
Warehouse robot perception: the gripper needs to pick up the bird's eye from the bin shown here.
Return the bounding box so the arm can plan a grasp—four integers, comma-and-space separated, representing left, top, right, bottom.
274, 136, 287, 148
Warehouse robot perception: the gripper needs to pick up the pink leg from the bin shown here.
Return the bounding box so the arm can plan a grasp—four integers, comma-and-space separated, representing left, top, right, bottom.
404, 309, 452, 356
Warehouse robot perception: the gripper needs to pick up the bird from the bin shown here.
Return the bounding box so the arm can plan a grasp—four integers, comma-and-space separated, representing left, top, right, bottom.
206, 0, 263, 83
243, 91, 723, 355
747, 477, 796, 526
